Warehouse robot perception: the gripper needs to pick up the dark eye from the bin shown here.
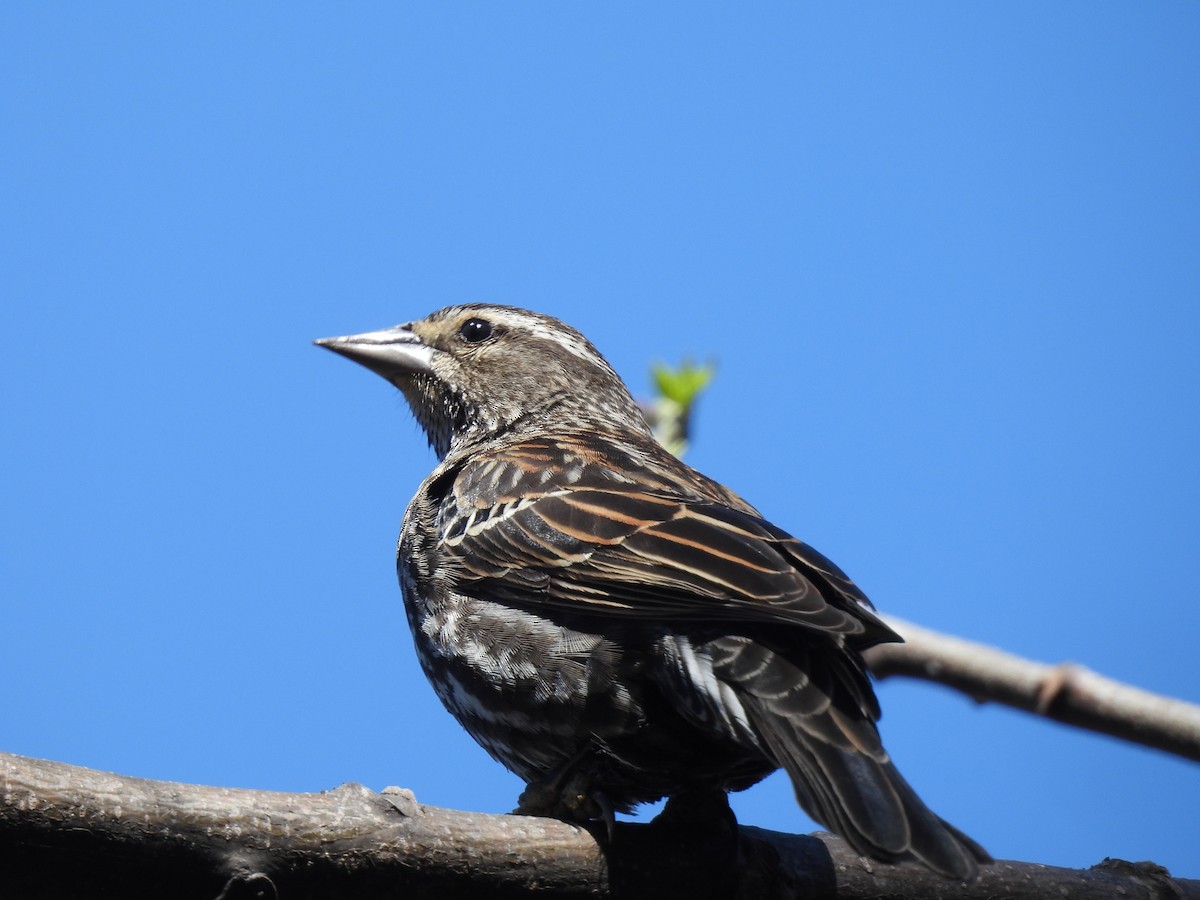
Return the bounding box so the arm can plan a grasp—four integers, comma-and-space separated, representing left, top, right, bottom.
459, 317, 493, 343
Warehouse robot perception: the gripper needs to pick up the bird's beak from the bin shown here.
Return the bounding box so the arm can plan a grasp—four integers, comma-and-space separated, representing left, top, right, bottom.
314, 325, 436, 383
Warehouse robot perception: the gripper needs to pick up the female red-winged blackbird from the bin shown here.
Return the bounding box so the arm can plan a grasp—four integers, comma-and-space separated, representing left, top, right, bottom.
317, 304, 989, 880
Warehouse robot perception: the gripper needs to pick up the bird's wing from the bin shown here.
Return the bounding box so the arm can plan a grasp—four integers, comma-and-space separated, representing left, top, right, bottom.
436, 438, 897, 645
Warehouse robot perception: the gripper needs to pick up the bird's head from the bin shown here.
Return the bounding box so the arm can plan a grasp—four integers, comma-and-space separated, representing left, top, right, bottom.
316, 304, 651, 458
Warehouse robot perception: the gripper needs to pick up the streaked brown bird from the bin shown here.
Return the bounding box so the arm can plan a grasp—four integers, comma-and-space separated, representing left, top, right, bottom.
316, 304, 989, 880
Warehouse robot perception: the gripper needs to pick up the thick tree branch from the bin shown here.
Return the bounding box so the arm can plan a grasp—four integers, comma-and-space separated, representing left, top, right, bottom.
1, 750, 1196, 899
865, 616, 1200, 763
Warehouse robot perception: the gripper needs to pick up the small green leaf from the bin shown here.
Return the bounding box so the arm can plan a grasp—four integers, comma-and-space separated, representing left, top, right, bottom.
646, 359, 716, 459
651, 359, 715, 407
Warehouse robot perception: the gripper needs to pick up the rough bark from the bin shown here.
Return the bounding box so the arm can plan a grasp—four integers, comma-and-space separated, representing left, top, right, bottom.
2, 751, 1195, 899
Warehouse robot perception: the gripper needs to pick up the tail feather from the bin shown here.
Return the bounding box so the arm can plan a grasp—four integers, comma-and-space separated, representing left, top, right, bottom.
748, 693, 987, 879
715, 638, 989, 881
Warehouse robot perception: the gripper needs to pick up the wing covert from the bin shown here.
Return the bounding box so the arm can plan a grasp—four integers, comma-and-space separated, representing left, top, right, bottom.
437, 438, 897, 644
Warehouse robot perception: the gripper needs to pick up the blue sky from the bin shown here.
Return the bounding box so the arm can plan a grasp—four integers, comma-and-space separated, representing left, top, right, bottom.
3, 2, 1198, 878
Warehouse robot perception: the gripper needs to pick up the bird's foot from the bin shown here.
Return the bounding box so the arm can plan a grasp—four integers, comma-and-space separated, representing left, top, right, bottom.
514, 767, 617, 838
609, 789, 740, 897
655, 787, 738, 833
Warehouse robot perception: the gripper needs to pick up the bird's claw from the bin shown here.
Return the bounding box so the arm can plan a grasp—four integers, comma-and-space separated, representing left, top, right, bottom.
514, 767, 617, 839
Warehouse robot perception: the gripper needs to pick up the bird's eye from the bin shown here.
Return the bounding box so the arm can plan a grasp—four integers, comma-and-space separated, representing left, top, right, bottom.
459, 317, 493, 344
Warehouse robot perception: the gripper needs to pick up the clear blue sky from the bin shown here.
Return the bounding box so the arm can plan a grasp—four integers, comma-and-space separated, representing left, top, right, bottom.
4, 3, 1198, 877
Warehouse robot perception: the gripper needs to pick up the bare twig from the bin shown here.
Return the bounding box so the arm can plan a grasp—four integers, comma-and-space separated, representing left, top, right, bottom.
865, 615, 1200, 763
1, 750, 1195, 899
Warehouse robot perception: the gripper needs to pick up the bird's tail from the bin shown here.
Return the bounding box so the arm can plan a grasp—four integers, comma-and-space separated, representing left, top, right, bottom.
715, 638, 990, 880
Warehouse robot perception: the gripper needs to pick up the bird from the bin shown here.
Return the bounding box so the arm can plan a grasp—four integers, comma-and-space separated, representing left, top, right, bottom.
316, 303, 989, 880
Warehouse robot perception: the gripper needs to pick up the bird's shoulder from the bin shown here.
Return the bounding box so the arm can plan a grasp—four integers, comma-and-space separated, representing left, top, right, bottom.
451, 426, 740, 505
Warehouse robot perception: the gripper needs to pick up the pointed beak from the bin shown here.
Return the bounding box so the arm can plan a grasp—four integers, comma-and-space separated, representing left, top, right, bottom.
314, 325, 436, 383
